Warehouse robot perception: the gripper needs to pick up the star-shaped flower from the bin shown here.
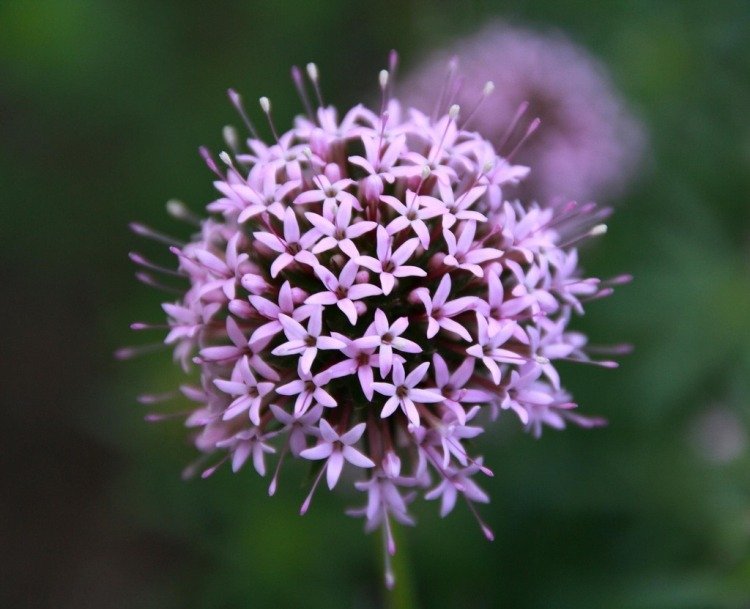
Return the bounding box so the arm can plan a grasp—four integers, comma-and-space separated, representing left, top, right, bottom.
301, 420, 375, 489
271, 308, 346, 373
372, 361, 443, 425
442, 221, 503, 278
214, 355, 276, 424
253, 207, 320, 278
305, 260, 382, 325
304, 198, 377, 258
381, 190, 446, 249
356, 226, 426, 295
412, 274, 477, 342
354, 309, 421, 377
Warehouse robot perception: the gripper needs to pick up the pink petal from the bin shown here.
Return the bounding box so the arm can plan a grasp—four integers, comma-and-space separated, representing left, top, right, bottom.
380, 395, 399, 418
343, 446, 375, 468
326, 450, 345, 489
301, 443, 334, 460
337, 299, 358, 325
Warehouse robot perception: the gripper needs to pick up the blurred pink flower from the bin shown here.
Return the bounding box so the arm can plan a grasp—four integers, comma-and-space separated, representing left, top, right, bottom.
399, 22, 646, 203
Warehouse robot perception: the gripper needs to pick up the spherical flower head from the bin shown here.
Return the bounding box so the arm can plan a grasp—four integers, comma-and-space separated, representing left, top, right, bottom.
399, 22, 647, 204
125, 58, 628, 588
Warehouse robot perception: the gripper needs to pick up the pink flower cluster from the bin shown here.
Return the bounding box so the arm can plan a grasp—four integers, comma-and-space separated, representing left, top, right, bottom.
126, 61, 628, 587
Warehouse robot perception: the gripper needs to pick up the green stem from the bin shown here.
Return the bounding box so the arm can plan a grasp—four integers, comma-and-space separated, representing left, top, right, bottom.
381, 523, 418, 609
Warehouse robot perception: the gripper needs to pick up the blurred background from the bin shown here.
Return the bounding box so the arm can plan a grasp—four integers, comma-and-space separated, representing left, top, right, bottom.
2, 0, 750, 607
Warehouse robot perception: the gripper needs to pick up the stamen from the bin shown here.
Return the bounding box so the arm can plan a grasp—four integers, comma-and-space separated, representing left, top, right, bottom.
222, 125, 240, 153
559, 224, 608, 249
201, 455, 229, 478
135, 271, 182, 295
602, 273, 633, 287
166, 199, 201, 226
497, 101, 529, 153
506, 117, 541, 161
129, 223, 185, 247
144, 411, 190, 422
198, 146, 224, 178
268, 440, 290, 496
464, 498, 494, 541
383, 525, 396, 589
429, 105, 460, 164
379, 69, 389, 116
227, 88, 259, 138
181, 454, 211, 480
432, 57, 458, 123
129, 252, 182, 277
586, 343, 634, 356
291, 65, 314, 120
259, 96, 281, 143
461, 81, 495, 131
387, 49, 399, 100
130, 322, 169, 331
218, 151, 234, 168
376, 111, 389, 161
306, 62, 324, 108
137, 391, 178, 404
114, 343, 167, 360
560, 357, 619, 369
299, 464, 327, 515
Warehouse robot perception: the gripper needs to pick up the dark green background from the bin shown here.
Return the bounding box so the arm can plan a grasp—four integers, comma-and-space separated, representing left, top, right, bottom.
2, 1, 750, 607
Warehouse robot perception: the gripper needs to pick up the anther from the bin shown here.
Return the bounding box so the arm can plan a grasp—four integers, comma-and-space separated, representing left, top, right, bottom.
306, 62, 324, 108
259, 96, 280, 143
222, 125, 240, 152
166, 199, 201, 225
227, 89, 259, 139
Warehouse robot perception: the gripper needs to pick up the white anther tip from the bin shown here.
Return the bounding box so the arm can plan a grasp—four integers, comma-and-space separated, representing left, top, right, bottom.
590, 224, 608, 237
449, 104, 460, 119
483, 81, 495, 95
306, 62, 319, 81
379, 69, 389, 89
259, 96, 271, 113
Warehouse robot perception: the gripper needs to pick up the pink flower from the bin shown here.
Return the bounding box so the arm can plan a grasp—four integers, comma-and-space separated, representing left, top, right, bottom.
399, 22, 645, 203
305, 260, 382, 325
467, 312, 525, 384
271, 308, 346, 374
300, 420, 375, 489
214, 355, 275, 424
354, 309, 421, 376
245, 280, 316, 346
305, 197, 377, 258
325, 333, 396, 401
294, 164, 360, 214
252, 208, 320, 278
412, 274, 477, 341
372, 361, 443, 425
442, 221, 503, 277
424, 460, 489, 517
355, 226, 426, 295
275, 367, 337, 416
381, 189, 446, 248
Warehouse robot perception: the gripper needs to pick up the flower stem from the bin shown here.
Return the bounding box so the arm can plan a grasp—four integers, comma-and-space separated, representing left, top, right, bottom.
381, 524, 418, 609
